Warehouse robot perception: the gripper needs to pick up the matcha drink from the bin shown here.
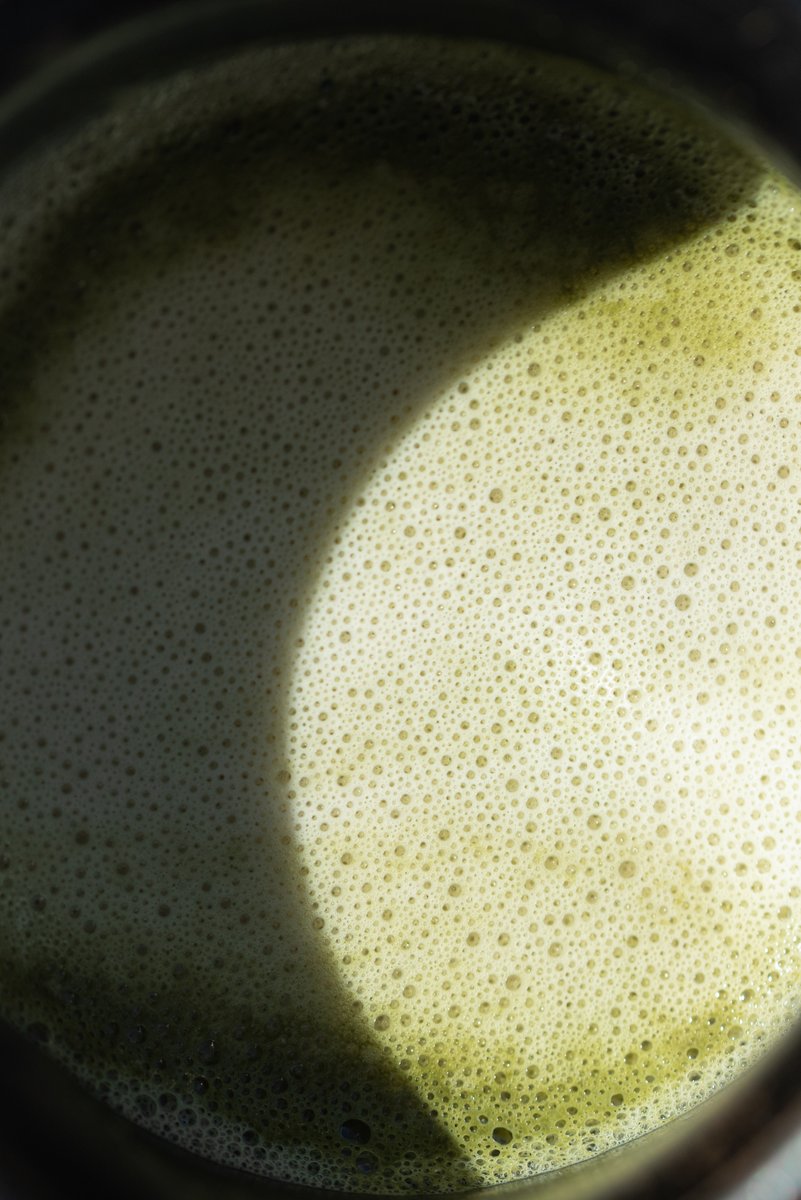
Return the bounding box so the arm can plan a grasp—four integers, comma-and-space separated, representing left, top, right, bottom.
1, 29, 800, 1193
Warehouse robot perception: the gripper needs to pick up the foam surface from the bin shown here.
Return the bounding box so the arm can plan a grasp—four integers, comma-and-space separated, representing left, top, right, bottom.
0, 31, 800, 1193
290, 177, 801, 1175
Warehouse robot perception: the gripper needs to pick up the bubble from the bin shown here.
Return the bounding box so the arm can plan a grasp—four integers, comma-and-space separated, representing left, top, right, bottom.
341, 1119, 372, 1145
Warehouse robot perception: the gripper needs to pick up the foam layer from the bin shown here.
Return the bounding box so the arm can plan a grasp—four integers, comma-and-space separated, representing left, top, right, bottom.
0, 29, 800, 1194
289, 175, 801, 1176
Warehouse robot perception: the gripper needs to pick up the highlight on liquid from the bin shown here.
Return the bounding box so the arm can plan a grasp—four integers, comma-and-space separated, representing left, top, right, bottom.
0, 30, 801, 1193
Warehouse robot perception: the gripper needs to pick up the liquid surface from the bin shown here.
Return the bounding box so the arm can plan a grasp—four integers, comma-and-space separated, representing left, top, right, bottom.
1, 32, 801, 1194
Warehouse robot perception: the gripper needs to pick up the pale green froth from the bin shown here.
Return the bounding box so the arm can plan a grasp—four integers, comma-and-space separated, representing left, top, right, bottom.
0, 32, 799, 1194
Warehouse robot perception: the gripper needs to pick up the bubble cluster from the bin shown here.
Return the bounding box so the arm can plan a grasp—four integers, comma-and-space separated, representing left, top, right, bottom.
0, 28, 800, 1194
290, 165, 801, 1177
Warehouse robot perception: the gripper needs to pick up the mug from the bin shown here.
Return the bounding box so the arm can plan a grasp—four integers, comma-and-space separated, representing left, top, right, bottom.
2, 4, 801, 1198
